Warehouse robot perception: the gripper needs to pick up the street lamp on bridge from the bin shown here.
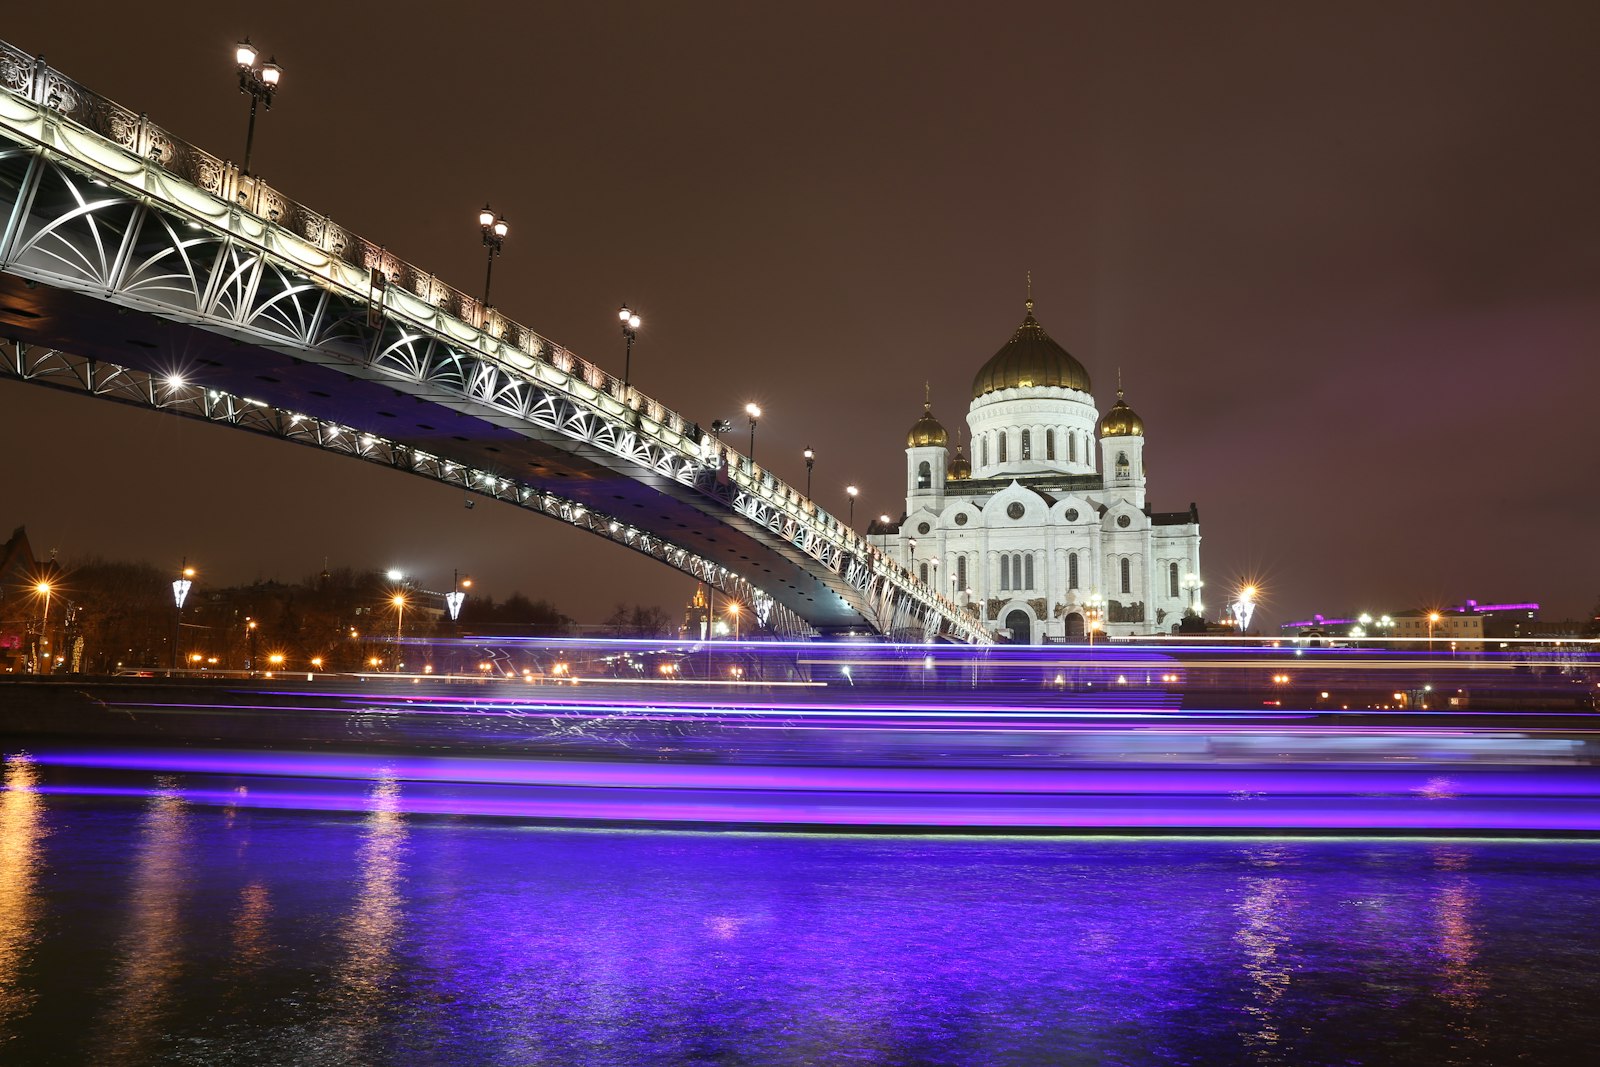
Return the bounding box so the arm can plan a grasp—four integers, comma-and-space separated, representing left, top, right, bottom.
618, 303, 641, 389
478, 206, 509, 311
233, 38, 282, 176
803, 447, 815, 497
745, 403, 761, 463
846, 484, 858, 529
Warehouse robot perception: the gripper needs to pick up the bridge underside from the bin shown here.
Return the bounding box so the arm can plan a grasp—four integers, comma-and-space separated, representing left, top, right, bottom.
0, 273, 887, 636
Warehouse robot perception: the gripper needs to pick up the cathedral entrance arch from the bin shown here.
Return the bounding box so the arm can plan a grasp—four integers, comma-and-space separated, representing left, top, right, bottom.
1064, 612, 1085, 640
1004, 609, 1032, 645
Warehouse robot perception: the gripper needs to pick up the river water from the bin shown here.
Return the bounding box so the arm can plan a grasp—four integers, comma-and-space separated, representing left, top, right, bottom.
3, 752, 1600, 1065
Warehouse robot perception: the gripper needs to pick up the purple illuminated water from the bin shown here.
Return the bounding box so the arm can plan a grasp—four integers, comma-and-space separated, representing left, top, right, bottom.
3, 755, 1600, 1065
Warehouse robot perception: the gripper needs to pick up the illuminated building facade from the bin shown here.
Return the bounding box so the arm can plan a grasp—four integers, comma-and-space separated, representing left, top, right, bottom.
885, 299, 1203, 643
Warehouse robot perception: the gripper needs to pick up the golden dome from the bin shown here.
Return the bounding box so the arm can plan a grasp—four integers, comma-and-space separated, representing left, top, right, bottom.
1099, 391, 1144, 438
972, 301, 1092, 398
948, 444, 971, 480
906, 402, 949, 448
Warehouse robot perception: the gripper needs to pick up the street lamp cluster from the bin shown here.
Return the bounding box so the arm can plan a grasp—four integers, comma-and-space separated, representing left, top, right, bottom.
233, 38, 282, 175
478, 205, 509, 310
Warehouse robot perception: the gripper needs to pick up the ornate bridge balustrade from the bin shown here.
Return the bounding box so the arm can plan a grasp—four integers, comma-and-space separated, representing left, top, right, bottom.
0, 41, 988, 643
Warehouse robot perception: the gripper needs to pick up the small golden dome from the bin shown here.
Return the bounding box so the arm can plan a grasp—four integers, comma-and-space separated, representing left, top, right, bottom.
972, 301, 1092, 398
906, 403, 949, 448
1099, 391, 1144, 438
948, 444, 971, 480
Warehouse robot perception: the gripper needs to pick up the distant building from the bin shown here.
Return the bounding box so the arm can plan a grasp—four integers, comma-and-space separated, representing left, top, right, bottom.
884, 297, 1203, 643
1283, 599, 1546, 652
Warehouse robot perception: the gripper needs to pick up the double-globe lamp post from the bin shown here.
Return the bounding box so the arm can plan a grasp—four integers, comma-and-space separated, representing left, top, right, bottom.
478, 206, 509, 312
619, 304, 641, 389
233, 39, 282, 176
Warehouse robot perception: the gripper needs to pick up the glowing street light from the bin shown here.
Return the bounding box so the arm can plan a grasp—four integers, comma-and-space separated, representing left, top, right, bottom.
803, 447, 815, 497
846, 484, 858, 529
1428, 610, 1442, 652
728, 601, 742, 642
1085, 592, 1105, 646
878, 513, 891, 553
478, 204, 509, 310
172, 562, 195, 672
233, 37, 283, 175
246, 618, 258, 671
745, 403, 761, 462
392, 592, 407, 645
34, 581, 52, 675
618, 303, 642, 388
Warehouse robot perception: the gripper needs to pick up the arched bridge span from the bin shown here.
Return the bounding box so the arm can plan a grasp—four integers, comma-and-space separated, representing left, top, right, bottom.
0, 43, 988, 642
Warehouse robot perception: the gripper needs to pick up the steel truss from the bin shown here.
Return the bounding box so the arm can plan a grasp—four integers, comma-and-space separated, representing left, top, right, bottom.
0, 45, 987, 643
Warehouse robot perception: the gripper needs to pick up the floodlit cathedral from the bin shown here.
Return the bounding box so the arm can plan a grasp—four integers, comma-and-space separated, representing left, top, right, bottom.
883, 296, 1202, 643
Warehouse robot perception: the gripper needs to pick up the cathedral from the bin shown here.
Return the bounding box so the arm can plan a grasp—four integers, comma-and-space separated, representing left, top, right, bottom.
881, 297, 1202, 643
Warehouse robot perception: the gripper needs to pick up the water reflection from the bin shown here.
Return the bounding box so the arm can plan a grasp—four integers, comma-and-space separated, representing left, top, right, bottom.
0, 754, 48, 1040
95, 777, 192, 1066
1432, 846, 1488, 1060
1236, 845, 1299, 1063
328, 775, 408, 1061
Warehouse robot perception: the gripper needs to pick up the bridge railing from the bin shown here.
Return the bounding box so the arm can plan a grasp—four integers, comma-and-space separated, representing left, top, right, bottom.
0, 40, 976, 638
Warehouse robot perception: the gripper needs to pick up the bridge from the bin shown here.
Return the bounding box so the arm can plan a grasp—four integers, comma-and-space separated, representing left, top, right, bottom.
0, 41, 988, 642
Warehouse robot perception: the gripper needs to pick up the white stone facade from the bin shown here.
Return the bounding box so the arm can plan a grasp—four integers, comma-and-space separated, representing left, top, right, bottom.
888, 306, 1203, 643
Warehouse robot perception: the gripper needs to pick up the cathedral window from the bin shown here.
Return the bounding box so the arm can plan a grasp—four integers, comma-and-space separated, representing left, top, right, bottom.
1120, 557, 1131, 594
1021, 430, 1032, 460
998, 432, 1008, 463
1069, 552, 1079, 590
980, 436, 989, 467
957, 555, 967, 590
917, 461, 931, 490
999, 556, 1010, 592
1069, 432, 1077, 463
1046, 429, 1056, 460
1169, 562, 1179, 598
1116, 451, 1130, 480
1024, 554, 1034, 590
919, 562, 929, 584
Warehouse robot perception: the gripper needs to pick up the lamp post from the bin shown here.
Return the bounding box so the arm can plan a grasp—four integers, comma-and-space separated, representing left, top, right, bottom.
1086, 592, 1104, 646
846, 484, 858, 529
171, 564, 194, 673
803, 447, 815, 497
618, 303, 641, 388
233, 38, 282, 176
729, 601, 741, 642
478, 205, 509, 311
878, 514, 891, 553
1428, 611, 1441, 653
1181, 572, 1203, 615
745, 404, 761, 463
246, 618, 258, 674
33, 581, 52, 675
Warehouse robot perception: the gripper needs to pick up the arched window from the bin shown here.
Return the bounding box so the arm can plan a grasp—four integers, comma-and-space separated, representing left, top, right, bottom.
1069, 552, 1079, 590
1021, 429, 1032, 460
1169, 562, 1179, 598
916, 460, 931, 489
980, 436, 989, 467
1120, 557, 1131, 594
957, 555, 968, 590
1047, 429, 1056, 460
999, 555, 1010, 592
998, 432, 1008, 463
919, 562, 929, 584
1116, 451, 1130, 480
1024, 554, 1034, 590
1069, 433, 1077, 463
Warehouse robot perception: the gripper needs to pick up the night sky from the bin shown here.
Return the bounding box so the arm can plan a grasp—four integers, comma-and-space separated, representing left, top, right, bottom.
4, 2, 1598, 628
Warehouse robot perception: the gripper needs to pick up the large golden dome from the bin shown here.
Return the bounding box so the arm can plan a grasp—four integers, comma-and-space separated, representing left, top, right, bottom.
1099, 391, 1145, 437
906, 402, 949, 448
972, 301, 1092, 398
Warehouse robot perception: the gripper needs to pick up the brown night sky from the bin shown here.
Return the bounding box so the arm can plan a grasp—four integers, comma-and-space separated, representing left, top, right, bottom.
3, 1, 1598, 628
